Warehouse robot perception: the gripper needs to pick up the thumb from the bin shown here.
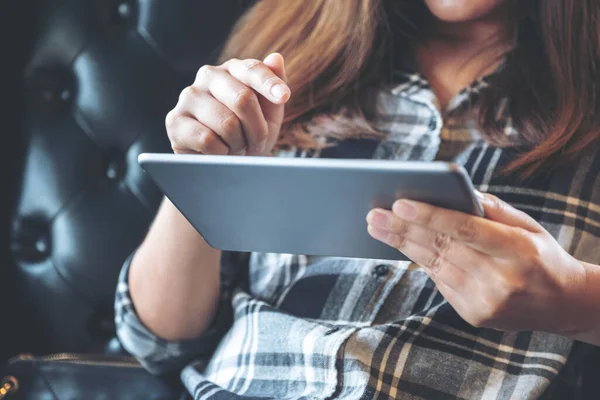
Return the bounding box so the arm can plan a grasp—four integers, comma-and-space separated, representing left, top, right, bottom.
476, 191, 542, 232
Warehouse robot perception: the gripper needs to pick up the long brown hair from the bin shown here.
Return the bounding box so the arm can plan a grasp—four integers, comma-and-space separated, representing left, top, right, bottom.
220, 0, 600, 175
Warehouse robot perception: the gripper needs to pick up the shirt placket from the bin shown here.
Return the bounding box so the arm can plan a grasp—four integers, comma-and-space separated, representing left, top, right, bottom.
354, 260, 412, 325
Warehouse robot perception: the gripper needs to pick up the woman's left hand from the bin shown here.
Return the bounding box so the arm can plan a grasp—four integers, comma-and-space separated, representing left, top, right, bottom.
366, 192, 591, 336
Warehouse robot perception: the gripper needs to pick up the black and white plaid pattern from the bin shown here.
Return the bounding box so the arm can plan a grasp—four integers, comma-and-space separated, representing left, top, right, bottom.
115, 72, 600, 399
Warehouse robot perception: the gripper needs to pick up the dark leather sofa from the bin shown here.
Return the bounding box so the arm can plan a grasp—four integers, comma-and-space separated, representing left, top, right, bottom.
1, 0, 599, 399
0, 0, 248, 395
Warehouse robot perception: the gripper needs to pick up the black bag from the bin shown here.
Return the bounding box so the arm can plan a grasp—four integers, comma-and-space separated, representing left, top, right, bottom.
1, 353, 186, 400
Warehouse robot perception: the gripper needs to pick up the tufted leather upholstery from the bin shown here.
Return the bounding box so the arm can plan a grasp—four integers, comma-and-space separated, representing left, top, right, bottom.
2, 2, 599, 398
2, 0, 250, 360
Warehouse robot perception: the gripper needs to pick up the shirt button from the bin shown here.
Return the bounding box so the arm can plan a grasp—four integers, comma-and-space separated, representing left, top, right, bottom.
325, 327, 340, 336
372, 264, 390, 278
428, 116, 438, 131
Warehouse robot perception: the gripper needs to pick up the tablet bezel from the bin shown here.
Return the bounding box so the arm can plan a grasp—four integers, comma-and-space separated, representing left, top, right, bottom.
139, 153, 483, 260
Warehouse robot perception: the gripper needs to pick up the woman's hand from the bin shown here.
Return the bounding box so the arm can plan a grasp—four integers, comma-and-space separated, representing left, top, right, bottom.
166, 53, 290, 156
366, 192, 594, 337
128, 54, 290, 341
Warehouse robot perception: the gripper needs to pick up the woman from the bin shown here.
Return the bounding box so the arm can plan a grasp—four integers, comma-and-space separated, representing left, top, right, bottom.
115, 0, 600, 398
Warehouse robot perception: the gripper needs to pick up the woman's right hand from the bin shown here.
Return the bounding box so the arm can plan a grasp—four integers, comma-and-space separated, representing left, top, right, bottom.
165, 53, 290, 156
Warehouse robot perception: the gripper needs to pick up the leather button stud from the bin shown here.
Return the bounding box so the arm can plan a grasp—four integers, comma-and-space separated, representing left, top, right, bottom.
11, 217, 51, 263
59, 88, 72, 102
35, 236, 49, 256
372, 264, 390, 278
27, 69, 74, 112
105, 337, 125, 354
118, 2, 132, 19
108, 0, 136, 28
105, 158, 126, 181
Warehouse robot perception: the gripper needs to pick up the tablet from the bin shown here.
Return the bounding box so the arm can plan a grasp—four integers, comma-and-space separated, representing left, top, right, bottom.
139, 154, 484, 261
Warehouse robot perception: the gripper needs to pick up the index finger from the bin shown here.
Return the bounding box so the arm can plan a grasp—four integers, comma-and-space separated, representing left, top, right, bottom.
224, 58, 290, 104
391, 199, 526, 258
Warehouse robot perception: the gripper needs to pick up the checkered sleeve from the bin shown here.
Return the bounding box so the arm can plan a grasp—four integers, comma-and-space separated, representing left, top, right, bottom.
114, 250, 245, 375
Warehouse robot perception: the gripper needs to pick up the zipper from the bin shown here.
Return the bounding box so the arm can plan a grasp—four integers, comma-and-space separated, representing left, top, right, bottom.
8, 353, 141, 368
0, 376, 18, 399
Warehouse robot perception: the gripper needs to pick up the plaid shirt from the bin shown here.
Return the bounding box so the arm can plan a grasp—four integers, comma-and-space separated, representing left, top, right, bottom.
115, 70, 600, 399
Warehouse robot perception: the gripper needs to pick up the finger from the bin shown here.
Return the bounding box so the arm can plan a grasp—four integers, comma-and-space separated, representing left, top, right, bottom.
259, 53, 288, 153
224, 56, 290, 107
367, 226, 471, 292
414, 263, 482, 328
166, 114, 229, 155
390, 200, 522, 258
226, 55, 289, 154
367, 209, 491, 273
204, 68, 269, 154
178, 87, 246, 154
263, 53, 287, 83
476, 191, 542, 233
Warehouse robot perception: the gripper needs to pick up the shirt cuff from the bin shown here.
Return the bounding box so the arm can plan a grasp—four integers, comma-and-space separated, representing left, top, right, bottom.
114, 251, 233, 375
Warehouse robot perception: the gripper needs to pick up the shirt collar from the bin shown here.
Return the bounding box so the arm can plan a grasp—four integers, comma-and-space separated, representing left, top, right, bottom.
389, 46, 502, 115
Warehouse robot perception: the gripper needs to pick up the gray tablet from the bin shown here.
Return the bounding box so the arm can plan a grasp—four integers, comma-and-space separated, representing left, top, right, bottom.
139, 153, 484, 261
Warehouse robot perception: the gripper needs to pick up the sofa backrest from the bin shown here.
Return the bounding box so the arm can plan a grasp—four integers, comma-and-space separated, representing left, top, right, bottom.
3, 0, 250, 359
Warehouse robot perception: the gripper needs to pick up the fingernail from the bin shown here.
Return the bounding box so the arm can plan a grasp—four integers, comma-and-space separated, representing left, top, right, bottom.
271, 83, 289, 100
252, 142, 267, 154
393, 200, 418, 220
253, 141, 266, 154
368, 225, 389, 242
474, 189, 486, 201
368, 210, 391, 229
